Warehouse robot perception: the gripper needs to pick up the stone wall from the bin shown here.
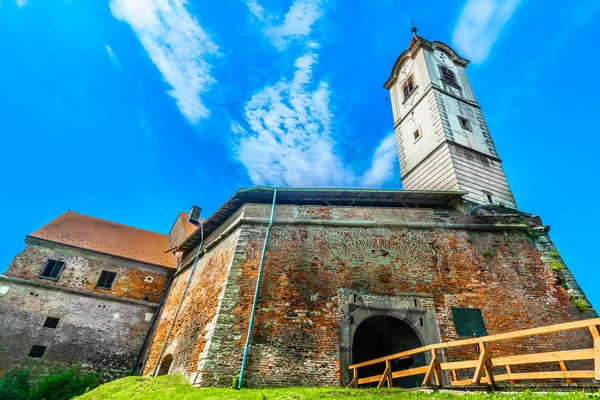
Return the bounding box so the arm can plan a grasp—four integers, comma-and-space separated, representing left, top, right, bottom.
6, 240, 171, 303
0, 277, 158, 380
169, 203, 595, 387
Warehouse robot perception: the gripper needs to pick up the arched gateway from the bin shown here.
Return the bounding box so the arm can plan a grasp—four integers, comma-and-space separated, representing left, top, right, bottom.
339, 292, 441, 387
352, 316, 425, 387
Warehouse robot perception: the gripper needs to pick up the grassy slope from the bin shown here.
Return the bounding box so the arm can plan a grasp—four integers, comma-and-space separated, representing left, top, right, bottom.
76, 375, 599, 400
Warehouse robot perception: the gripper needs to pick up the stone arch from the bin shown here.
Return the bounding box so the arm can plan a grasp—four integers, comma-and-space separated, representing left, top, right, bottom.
157, 354, 173, 376
339, 292, 440, 386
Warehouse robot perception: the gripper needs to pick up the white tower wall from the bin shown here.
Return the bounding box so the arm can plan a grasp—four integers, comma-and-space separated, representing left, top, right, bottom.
385, 37, 517, 209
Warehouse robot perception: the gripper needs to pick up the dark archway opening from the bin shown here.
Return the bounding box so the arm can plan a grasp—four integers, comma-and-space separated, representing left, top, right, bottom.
157, 354, 173, 376
352, 316, 425, 387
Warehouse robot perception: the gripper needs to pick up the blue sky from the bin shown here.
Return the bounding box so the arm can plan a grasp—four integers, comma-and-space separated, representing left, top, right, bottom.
1, 0, 599, 308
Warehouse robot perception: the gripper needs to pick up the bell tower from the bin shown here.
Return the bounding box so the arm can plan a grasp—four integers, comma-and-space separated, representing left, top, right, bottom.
384, 31, 517, 209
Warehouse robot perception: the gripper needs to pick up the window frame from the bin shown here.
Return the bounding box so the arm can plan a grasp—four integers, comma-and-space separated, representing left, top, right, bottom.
402, 75, 416, 101
39, 259, 65, 281
457, 116, 472, 131
43, 316, 60, 329
439, 65, 460, 88
413, 129, 422, 143
96, 270, 117, 290
28, 345, 47, 358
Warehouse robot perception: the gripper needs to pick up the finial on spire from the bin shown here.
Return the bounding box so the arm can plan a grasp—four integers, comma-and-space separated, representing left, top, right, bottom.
411, 20, 418, 36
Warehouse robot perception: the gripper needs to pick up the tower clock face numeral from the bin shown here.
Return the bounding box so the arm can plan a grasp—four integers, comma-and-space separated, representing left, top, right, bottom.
400, 59, 413, 79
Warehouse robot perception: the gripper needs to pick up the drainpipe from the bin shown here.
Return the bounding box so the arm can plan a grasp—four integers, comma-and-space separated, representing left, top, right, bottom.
151, 224, 204, 376
237, 188, 277, 389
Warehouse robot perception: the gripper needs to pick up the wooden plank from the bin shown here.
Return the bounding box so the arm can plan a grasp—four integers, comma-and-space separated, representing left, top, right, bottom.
440, 359, 479, 371
432, 318, 600, 350
451, 370, 458, 382
357, 374, 384, 385
505, 365, 516, 384
472, 342, 488, 384
422, 349, 440, 387
494, 371, 595, 381
559, 361, 572, 384
377, 360, 391, 388
451, 376, 490, 386
347, 368, 358, 388
595, 337, 600, 381
349, 345, 432, 369
590, 325, 600, 339
491, 349, 594, 367
391, 365, 429, 379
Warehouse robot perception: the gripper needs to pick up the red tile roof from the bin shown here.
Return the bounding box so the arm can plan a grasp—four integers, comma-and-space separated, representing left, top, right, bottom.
29, 211, 174, 268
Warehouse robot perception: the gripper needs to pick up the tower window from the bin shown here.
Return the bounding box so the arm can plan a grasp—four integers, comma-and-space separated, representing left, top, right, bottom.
451, 307, 487, 337
483, 191, 493, 204
43, 317, 60, 329
402, 75, 416, 100
413, 129, 421, 141
39, 259, 65, 280
96, 270, 117, 290
439, 66, 459, 88
458, 116, 472, 131
28, 345, 47, 358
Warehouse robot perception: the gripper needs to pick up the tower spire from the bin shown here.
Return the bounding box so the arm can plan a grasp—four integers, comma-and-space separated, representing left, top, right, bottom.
411, 20, 418, 36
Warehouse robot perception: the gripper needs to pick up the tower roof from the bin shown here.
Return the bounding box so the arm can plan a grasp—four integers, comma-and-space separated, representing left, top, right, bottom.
28, 211, 174, 268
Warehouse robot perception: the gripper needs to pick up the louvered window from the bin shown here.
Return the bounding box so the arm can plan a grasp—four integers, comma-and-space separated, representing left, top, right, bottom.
43, 317, 60, 329
28, 345, 46, 358
440, 66, 459, 88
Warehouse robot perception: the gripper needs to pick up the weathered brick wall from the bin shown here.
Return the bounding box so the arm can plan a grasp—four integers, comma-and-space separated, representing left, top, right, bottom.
6, 241, 170, 303
0, 279, 157, 380
140, 228, 240, 382
193, 204, 594, 387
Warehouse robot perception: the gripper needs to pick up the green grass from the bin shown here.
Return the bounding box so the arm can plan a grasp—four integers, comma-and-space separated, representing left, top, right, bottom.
75, 375, 600, 400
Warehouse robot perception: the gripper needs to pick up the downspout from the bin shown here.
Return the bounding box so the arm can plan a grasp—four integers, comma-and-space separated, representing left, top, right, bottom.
237, 188, 277, 389
151, 224, 205, 376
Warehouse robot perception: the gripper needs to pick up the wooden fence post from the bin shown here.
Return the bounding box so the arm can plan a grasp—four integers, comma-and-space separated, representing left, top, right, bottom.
590, 326, 600, 381
377, 360, 392, 388
422, 348, 442, 387
472, 342, 495, 386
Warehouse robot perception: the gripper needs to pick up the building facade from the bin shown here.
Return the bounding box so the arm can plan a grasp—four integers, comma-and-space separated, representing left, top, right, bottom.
0, 34, 596, 386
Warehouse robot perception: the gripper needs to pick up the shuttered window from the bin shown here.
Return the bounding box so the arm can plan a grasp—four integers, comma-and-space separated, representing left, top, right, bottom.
39, 259, 65, 280
96, 270, 117, 289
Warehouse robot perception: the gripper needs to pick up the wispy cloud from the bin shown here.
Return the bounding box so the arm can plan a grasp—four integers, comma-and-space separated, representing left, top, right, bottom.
361, 133, 397, 187
247, 0, 324, 50
105, 45, 121, 70
15, 0, 26, 7
232, 53, 396, 188
109, 0, 219, 124
452, 0, 521, 64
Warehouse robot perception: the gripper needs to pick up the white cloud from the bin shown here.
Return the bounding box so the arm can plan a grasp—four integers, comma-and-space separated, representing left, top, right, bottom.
246, 0, 265, 20
105, 45, 121, 69
361, 133, 397, 187
109, 0, 219, 124
452, 0, 520, 64
248, 0, 324, 50
232, 53, 396, 188
15, 0, 26, 7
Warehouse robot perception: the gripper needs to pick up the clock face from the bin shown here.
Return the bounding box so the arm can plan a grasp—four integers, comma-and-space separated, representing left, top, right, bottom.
399, 58, 413, 79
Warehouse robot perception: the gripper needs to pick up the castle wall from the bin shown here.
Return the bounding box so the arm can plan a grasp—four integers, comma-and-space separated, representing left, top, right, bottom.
0, 277, 158, 380
5, 241, 171, 303
139, 210, 242, 385
186, 203, 594, 387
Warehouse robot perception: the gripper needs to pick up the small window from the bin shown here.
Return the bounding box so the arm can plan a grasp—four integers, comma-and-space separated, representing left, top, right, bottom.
28, 345, 46, 358
439, 65, 459, 88
457, 116, 471, 131
39, 259, 65, 280
451, 307, 487, 336
43, 317, 60, 329
96, 270, 117, 289
483, 191, 493, 204
402, 75, 416, 100
413, 129, 421, 141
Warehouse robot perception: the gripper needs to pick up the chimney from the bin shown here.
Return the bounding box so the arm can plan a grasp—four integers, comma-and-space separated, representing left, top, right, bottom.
188, 206, 202, 225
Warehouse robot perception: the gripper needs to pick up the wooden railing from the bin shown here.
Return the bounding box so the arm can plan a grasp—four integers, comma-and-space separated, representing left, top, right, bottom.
348, 318, 600, 388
